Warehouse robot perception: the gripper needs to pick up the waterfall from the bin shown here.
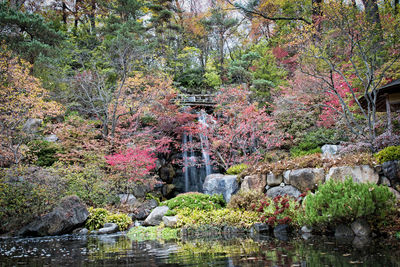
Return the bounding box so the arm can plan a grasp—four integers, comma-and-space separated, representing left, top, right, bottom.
198, 110, 212, 177
180, 110, 213, 193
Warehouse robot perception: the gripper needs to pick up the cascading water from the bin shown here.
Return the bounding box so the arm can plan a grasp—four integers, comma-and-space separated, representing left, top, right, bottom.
181, 110, 213, 192
198, 110, 212, 177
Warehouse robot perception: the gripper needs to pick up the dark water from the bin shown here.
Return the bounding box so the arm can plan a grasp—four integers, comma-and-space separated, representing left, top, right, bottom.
1, 233, 400, 267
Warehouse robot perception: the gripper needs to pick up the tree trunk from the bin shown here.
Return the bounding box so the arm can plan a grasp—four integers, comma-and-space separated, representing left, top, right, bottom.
312, 0, 322, 41
395, 0, 399, 14
89, 0, 96, 33
362, 0, 381, 26
62, 1, 68, 24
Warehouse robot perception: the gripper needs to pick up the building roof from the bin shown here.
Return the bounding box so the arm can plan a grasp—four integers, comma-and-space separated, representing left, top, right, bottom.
359, 79, 400, 112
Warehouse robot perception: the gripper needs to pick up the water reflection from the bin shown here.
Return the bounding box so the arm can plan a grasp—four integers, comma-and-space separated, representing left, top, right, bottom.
0, 233, 399, 266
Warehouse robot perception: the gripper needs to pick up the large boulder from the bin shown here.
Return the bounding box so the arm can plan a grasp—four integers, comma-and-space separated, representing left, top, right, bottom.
118, 194, 137, 205
203, 174, 238, 202
19, 196, 88, 237
96, 223, 119, 235
162, 216, 178, 228
241, 174, 267, 192
266, 185, 301, 199
287, 168, 325, 191
267, 172, 283, 187
143, 206, 169, 226
326, 165, 379, 184
131, 199, 159, 220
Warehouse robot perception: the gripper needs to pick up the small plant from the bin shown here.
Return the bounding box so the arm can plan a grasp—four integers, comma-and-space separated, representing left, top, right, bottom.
257, 194, 305, 227
301, 177, 396, 227
227, 190, 265, 210
226, 164, 248, 175
127, 226, 179, 241
375, 145, 400, 164
85, 208, 110, 231
176, 208, 260, 228
161, 192, 226, 212
106, 213, 133, 231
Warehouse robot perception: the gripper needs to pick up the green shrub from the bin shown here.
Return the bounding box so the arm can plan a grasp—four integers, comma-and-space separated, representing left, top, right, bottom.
301, 177, 396, 227
161, 192, 226, 213
375, 145, 400, 164
0, 175, 62, 233
226, 164, 248, 175
106, 213, 133, 231
290, 146, 322, 158
227, 190, 264, 210
54, 164, 118, 207
85, 208, 110, 230
127, 226, 179, 241
27, 140, 60, 166
176, 208, 260, 228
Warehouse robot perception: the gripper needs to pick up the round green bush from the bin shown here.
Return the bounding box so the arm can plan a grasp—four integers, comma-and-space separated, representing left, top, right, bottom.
85, 208, 110, 230
161, 192, 226, 213
301, 177, 396, 227
375, 145, 400, 164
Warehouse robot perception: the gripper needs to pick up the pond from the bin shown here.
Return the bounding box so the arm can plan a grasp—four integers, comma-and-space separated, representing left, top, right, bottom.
0, 233, 399, 266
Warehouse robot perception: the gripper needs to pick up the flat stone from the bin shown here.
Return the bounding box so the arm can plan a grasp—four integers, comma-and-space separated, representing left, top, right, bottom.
241, 174, 267, 192
266, 185, 301, 199
326, 165, 379, 184
267, 172, 283, 187
351, 219, 371, 237
97, 223, 119, 234
288, 168, 325, 191
162, 216, 178, 228
143, 206, 169, 226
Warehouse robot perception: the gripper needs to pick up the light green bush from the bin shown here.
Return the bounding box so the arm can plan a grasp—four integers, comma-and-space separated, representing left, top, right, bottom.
176, 208, 260, 229
161, 192, 225, 216
375, 145, 400, 164
226, 164, 248, 175
106, 213, 132, 231
301, 177, 396, 227
85, 207, 110, 230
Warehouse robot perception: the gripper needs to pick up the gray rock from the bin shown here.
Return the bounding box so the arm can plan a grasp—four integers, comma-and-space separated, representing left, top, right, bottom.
19, 196, 88, 237
119, 194, 137, 205
162, 216, 178, 228
241, 174, 267, 192
266, 185, 301, 199
203, 174, 238, 202
381, 176, 391, 186
326, 165, 379, 184
265, 185, 270, 191
321, 144, 341, 158
274, 224, 289, 241
97, 223, 119, 234
283, 170, 291, 184
131, 199, 159, 220
302, 233, 312, 240
22, 118, 42, 133
250, 223, 269, 234
288, 168, 325, 191
389, 187, 400, 200
301, 225, 313, 233
132, 183, 151, 198
143, 206, 169, 226
335, 224, 354, 238
44, 134, 58, 142
351, 219, 371, 237
267, 172, 283, 187
382, 161, 400, 182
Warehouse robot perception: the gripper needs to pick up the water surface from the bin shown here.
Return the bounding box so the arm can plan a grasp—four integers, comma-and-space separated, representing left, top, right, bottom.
0, 233, 399, 266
